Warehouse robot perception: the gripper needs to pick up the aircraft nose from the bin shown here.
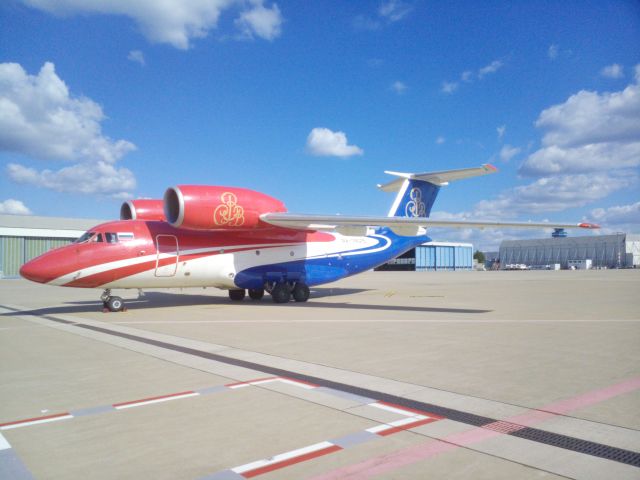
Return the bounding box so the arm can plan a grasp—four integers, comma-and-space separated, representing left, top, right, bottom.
20, 257, 50, 284
20, 250, 72, 284
20, 245, 79, 285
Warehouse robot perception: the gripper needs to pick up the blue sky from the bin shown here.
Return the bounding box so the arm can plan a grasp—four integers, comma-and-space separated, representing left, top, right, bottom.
1, 0, 639, 249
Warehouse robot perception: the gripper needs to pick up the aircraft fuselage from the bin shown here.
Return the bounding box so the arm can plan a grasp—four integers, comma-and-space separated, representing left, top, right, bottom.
20, 220, 426, 291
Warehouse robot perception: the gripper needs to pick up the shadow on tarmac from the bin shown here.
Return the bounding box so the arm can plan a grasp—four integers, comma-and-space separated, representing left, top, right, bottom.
1, 288, 491, 316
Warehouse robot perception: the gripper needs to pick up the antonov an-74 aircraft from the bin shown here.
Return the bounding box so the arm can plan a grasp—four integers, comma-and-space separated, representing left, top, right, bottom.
20, 164, 599, 311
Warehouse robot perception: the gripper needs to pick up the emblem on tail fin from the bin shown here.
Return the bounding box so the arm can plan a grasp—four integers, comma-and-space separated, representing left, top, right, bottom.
405, 188, 426, 217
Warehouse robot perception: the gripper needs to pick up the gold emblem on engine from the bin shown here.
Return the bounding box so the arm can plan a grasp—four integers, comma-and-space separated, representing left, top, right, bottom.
213, 192, 245, 227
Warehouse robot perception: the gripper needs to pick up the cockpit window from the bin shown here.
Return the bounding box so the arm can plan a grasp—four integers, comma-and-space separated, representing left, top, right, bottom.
75, 230, 134, 244
75, 231, 96, 243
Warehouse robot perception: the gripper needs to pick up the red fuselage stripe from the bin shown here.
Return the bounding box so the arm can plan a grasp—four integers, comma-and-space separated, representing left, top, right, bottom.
61, 244, 293, 288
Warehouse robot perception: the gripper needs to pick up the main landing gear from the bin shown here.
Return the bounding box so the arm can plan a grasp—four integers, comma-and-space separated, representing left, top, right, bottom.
269, 281, 310, 303
227, 282, 310, 304
101, 289, 126, 312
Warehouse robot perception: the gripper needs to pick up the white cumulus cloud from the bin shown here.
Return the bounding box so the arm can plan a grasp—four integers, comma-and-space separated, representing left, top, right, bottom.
235, 0, 283, 40
588, 202, 640, 227
521, 142, 640, 176
473, 173, 635, 217
0, 61, 136, 198
306, 128, 363, 158
0, 199, 32, 215
600, 63, 624, 79
520, 77, 640, 176
20, 0, 283, 49
497, 124, 506, 140
7, 162, 136, 198
548, 44, 559, 60
0, 62, 135, 163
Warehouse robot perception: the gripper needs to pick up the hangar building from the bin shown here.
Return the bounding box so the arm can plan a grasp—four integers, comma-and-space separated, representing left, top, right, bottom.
499, 233, 640, 269
0, 214, 104, 278
376, 241, 474, 271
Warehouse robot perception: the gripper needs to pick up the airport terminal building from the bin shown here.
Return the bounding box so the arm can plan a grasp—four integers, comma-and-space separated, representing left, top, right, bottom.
499, 233, 640, 269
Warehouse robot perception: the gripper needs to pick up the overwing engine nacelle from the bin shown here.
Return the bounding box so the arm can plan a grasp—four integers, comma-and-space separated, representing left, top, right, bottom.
164, 185, 287, 230
120, 199, 166, 221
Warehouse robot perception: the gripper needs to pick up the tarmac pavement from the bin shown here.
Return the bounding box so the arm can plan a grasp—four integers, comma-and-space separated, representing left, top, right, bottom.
0, 269, 638, 479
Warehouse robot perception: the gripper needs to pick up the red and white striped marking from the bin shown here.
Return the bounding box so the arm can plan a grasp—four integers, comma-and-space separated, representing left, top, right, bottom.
232, 441, 343, 478
366, 416, 438, 436
113, 391, 199, 410
0, 412, 74, 431
218, 399, 442, 477
365, 401, 442, 436
0, 377, 321, 432
0, 376, 444, 479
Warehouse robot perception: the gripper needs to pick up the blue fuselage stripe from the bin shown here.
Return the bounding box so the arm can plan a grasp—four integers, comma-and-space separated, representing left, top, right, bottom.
234, 228, 429, 288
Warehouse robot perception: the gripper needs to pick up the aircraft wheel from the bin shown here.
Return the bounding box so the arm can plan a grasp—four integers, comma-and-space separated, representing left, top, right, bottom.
229, 289, 246, 301
271, 283, 291, 303
107, 296, 125, 312
292, 283, 310, 302
248, 288, 264, 300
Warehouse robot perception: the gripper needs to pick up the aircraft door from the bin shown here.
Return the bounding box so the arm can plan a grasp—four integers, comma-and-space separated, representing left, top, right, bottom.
155, 235, 179, 277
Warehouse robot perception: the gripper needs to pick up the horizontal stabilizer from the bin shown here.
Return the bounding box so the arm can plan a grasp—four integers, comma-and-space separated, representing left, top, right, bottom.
378, 164, 498, 192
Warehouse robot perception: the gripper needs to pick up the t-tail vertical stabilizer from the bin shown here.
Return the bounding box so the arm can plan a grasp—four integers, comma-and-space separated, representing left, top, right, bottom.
379, 164, 498, 218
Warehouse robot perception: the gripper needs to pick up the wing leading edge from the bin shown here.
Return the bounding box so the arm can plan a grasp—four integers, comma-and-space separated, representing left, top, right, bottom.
260, 213, 600, 233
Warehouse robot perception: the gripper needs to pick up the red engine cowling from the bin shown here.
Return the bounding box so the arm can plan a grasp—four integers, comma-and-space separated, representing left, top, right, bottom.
164, 185, 286, 230
120, 199, 166, 221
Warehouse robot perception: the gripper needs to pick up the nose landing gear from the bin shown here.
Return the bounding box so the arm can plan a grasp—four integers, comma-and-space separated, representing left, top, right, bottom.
101, 289, 126, 312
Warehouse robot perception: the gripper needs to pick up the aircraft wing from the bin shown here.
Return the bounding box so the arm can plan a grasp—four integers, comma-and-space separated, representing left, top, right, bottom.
260, 213, 600, 233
